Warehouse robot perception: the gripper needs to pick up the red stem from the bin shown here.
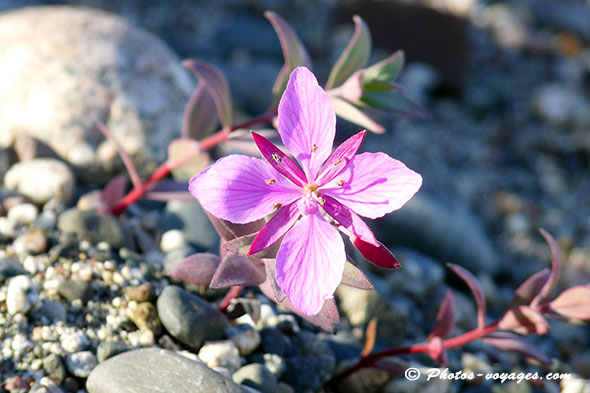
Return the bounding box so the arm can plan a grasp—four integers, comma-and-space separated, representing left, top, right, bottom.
108, 112, 274, 214
332, 321, 501, 382
219, 286, 244, 312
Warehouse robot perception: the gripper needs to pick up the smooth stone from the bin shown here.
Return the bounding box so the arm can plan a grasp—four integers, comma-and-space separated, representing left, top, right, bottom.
0, 257, 25, 282
124, 282, 156, 303
4, 159, 75, 204
96, 340, 132, 363
0, 6, 192, 180
128, 302, 162, 335
6, 274, 37, 315
160, 200, 219, 251
157, 285, 228, 350
232, 363, 277, 393
198, 340, 242, 373
86, 347, 244, 393
60, 330, 88, 353
57, 279, 94, 304
37, 301, 66, 323
66, 351, 98, 378
228, 325, 261, 356
42, 354, 66, 382
532, 84, 589, 127
160, 229, 187, 254
7, 203, 38, 226
13, 227, 48, 255
58, 208, 130, 250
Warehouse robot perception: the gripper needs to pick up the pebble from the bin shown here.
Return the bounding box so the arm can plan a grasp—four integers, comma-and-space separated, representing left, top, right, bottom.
57, 278, 94, 304
156, 285, 228, 350
35, 210, 57, 231
57, 208, 130, 250
532, 84, 589, 127
383, 366, 451, 393
66, 350, 98, 378
6, 274, 37, 315
160, 229, 187, 253
255, 353, 286, 378
7, 202, 38, 226
4, 159, 75, 204
232, 363, 278, 393
0, 6, 192, 180
37, 301, 66, 323
12, 227, 48, 255
198, 340, 242, 373
96, 340, 132, 363
228, 324, 261, 356
160, 200, 219, 251
60, 330, 88, 353
86, 347, 243, 393
42, 354, 66, 382
0, 257, 26, 281
125, 282, 156, 303
334, 360, 390, 393
128, 301, 162, 335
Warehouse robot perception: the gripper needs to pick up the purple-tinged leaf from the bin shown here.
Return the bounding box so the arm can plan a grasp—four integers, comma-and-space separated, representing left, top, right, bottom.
499, 305, 550, 335
182, 82, 219, 140
351, 235, 400, 269
182, 59, 233, 128
330, 96, 385, 134
251, 132, 306, 186
483, 331, 551, 365
341, 258, 374, 290
546, 285, 590, 321
426, 336, 448, 364
360, 87, 430, 119
362, 50, 405, 84
167, 138, 211, 182
507, 269, 551, 310
331, 70, 364, 102
315, 130, 367, 186
361, 317, 377, 357
223, 232, 281, 259
531, 229, 561, 307
263, 259, 286, 303
210, 253, 266, 289
265, 11, 311, 108
96, 121, 141, 188
448, 263, 486, 329
428, 290, 456, 339
205, 210, 265, 241
100, 174, 127, 213
326, 15, 371, 89
166, 253, 221, 286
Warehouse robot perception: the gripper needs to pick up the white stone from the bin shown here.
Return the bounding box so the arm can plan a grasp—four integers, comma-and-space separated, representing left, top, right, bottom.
198, 340, 242, 373
160, 229, 187, 253
228, 326, 261, 356
4, 159, 74, 204
7, 203, 38, 226
60, 330, 88, 353
0, 6, 193, 179
6, 275, 37, 315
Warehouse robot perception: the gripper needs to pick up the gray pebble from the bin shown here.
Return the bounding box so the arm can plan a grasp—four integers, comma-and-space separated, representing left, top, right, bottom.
157, 285, 228, 350
37, 301, 66, 323
13, 227, 48, 255
66, 350, 98, 378
58, 208, 130, 250
57, 279, 94, 303
160, 200, 218, 251
4, 159, 75, 204
232, 363, 277, 393
96, 341, 133, 363
43, 354, 66, 382
87, 347, 243, 393
0, 257, 25, 282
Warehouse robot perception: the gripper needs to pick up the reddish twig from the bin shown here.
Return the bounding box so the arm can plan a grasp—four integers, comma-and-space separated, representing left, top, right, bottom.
219, 286, 245, 312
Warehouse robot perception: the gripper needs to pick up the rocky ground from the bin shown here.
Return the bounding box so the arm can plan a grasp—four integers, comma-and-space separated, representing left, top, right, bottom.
0, 0, 589, 392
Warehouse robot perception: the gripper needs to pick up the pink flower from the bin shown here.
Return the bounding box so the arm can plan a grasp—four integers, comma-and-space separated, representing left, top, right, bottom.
190, 67, 422, 315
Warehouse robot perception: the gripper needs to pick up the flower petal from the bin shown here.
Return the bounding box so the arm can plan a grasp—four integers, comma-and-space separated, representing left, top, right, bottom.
189, 155, 300, 224
251, 132, 307, 186
278, 67, 336, 179
321, 194, 377, 246
351, 235, 400, 269
275, 209, 346, 315
323, 152, 422, 219
315, 130, 366, 186
249, 201, 302, 255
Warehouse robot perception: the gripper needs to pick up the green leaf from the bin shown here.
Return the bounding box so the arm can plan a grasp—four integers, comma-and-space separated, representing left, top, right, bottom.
326, 15, 371, 89
182, 59, 233, 128
167, 138, 211, 182
330, 96, 385, 134
361, 88, 429, 119
362, 50, 405, 84
265, 11, 311, 109
182, 82, 219, 140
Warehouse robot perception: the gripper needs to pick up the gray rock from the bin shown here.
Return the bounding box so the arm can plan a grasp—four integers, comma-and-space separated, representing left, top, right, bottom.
0, 6, 192, 180
66, 351, 98, 378
42, 354, 66, 382
37, 301, 66, 323
58, 208, 130, 250
4, 158, 75, 204
0, 257, 25, 281
232, 363, 277, 393
161, 200, 219, 251
86, 347, 243, 393
57, 279, 94, 304
128, 302, 162, 335
376, 194, 498, 274
96, 341, 132, 363
157, 285, 228, 350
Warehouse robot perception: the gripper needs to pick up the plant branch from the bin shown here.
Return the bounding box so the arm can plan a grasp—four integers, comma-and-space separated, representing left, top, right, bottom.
219, 286, 244, 312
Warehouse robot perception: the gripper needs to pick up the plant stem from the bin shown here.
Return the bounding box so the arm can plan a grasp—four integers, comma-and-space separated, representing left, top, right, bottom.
219, 286, 244, 312
332, 321, 501, 382
108, 112, 274, 214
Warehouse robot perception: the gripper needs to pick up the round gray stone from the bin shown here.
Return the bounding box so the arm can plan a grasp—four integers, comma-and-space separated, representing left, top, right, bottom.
157, 285, 228, 350
0, 6, 193, 180
232, 363, 277, 393
57, 208, 130, 250
86, 347, 243, 393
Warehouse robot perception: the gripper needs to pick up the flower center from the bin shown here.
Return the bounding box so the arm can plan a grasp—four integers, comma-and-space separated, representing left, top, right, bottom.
304, 184, 319, 197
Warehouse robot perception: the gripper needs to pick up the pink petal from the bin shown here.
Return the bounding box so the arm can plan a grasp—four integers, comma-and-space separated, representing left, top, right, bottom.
321, 194, 377, 246
278, 67, 336, 179
351, 235, 400, 269
251, 132, 307, 186
275, 209, 346, 315
322, 152, 422, 219
189, 155, 300, 224
315, 130, 366, 186
249, 201, 302, 255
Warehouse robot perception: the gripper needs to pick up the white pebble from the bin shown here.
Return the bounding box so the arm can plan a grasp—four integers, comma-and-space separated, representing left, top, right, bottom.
7, 203, 38, 226
66, 351, 98, 378
60, 330, 88, 353
0, 217, 15, 236
228, 326, 261, 356
6, 275, 36, 315
198, 340, 242, 373
160, 229, 187, 253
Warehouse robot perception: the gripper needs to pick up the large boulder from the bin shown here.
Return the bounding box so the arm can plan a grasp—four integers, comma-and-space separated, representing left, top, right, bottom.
0, 6, 193, 180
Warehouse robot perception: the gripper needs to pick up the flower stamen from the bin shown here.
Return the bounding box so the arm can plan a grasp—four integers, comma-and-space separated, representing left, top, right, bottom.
311, 144, 318, 152
266, 179, 276, 184
337, 180, 345, 186
273, 203, 282, 210
333, 159, 342, 165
